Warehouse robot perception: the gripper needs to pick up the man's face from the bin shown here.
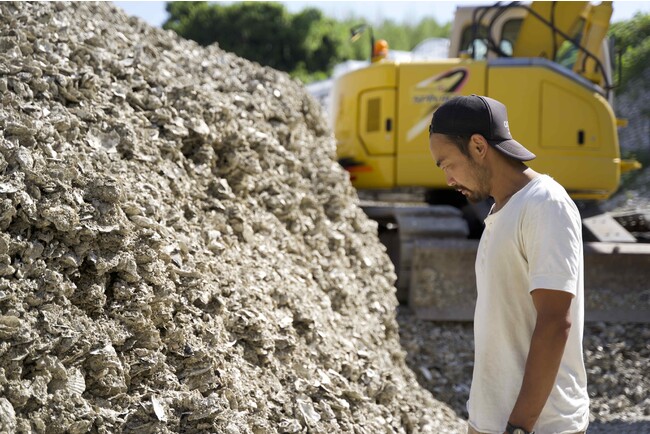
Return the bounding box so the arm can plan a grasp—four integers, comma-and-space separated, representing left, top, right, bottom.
428, 133, 491, 203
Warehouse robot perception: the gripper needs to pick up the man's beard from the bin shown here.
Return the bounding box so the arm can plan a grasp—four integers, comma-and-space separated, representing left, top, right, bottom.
463, 158, 491, 203
465, 188, 490, 203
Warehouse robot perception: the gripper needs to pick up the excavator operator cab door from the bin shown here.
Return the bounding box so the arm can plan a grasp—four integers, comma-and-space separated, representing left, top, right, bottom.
358, 88, 396, 156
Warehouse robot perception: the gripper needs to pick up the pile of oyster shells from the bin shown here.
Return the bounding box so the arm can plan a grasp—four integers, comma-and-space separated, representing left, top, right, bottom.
0, 2, 466, 432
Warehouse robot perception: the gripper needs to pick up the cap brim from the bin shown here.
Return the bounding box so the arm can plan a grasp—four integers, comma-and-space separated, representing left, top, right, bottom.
489, 138, 536, 161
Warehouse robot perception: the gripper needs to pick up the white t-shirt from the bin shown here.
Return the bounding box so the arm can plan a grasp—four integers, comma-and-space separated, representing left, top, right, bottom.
468, 175, 589, 434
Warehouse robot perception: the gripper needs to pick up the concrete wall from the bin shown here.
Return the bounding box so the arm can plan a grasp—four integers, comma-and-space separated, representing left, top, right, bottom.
410, 239, 650, 323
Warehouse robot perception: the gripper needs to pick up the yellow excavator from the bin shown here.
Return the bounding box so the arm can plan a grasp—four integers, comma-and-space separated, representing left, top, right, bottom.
331, 1, 650, 321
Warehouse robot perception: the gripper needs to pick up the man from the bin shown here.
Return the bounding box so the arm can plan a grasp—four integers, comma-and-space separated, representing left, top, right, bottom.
427, 95, 589, 434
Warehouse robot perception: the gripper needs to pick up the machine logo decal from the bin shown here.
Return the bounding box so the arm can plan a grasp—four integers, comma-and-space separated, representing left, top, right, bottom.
407, 67, 469, 142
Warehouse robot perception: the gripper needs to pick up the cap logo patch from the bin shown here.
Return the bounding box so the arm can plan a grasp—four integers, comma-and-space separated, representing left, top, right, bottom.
503, 120, 510, 134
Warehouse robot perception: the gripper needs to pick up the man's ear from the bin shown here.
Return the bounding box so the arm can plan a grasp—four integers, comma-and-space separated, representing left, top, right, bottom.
470, 134, 488, 160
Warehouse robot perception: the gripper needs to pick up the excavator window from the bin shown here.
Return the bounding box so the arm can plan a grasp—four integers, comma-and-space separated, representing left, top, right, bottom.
460, 24, 488, 59
500, 18, 523, 55
366, 98, 381, 133
556, 18, 585, 71
460, 18, 523, 59
471, 39, 488, 60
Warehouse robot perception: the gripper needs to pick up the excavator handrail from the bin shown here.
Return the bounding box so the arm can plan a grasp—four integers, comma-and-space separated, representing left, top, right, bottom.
469, 1, 612, 98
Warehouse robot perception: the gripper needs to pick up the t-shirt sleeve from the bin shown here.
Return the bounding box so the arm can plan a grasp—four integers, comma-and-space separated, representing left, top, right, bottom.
523, 198, 582, 295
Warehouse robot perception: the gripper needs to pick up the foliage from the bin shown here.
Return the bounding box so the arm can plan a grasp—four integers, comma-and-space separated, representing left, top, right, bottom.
609, 12, 650, 90
164, 2, 348, 76
163, 2, 450, 82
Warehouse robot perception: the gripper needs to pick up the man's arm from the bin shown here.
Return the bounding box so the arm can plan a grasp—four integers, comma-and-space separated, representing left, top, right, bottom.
506, 288, 574, 432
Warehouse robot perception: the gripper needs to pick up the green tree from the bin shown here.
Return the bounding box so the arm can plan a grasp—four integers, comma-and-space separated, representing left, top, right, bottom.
376, 20, 411, 51
291, 8, 347, 73
164, 2, 219, 47
163, 1, 346, 78
164, 2, 294, 71
609, 12, 650, 90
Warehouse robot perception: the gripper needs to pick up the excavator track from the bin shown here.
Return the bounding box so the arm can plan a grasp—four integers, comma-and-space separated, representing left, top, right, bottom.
360, 201, 468, 302
612, 210, 650, 242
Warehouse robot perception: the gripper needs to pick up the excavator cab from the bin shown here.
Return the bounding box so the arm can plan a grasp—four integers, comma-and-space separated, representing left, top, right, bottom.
451, 2, 614, 93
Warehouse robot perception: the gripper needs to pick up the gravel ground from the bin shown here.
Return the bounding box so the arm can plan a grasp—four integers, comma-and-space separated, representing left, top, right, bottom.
397, 307, 650, 433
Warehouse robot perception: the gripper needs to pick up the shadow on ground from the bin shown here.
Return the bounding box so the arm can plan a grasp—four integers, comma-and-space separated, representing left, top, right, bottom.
586, 421, 650, 434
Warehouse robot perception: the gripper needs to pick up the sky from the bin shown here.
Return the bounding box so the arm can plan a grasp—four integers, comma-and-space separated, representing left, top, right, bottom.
113, 1, 650, 28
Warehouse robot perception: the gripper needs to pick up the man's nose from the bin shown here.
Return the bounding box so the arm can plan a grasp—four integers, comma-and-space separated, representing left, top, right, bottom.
446, 174, 456, 187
